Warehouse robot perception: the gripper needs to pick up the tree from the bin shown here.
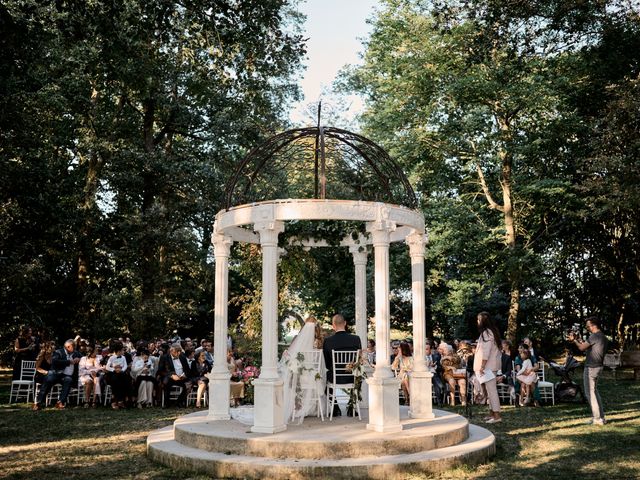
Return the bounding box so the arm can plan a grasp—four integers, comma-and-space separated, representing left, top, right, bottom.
1, 1, 306, 346
340, 0, 637, 343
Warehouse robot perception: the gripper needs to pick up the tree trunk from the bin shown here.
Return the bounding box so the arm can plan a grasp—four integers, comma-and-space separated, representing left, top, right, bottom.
141, 97, 157, 306
500, 146, 519, 344
76, 86, 106, 329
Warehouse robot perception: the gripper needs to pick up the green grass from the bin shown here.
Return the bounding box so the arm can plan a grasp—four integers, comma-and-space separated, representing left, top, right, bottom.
1, 368, 638, 479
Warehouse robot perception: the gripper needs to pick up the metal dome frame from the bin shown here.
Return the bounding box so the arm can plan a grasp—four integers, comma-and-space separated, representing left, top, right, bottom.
223, 119, 417, 210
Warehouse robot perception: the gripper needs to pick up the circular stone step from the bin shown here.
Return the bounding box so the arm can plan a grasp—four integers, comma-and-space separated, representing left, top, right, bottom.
173, 409, 469, 459
147, 408, 495, 479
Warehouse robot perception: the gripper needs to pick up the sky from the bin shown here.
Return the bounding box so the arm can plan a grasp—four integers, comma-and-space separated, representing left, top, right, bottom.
289, 0, 379, 125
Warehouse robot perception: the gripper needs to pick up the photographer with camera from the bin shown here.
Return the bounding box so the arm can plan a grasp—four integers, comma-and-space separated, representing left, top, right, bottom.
569, 316, 608, 425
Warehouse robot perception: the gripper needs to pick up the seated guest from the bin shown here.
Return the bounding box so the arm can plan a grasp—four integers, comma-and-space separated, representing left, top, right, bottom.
33, 339, 81, 410
184, 348, 196, 369
425, 342, 445, 406
440, 343, 467, 406
227, 350, 245, 407
35, 341, 55, 385
191, 351, 211, 408
157, 344, 190, 407
391, 341, 413, 405
457, 341, 473, 368
131, 349, 156, 408
497, 340, 515, 386
79, 346, 103, 407
204, 340, 214, 367
105, 341, 130, 409
365, 339, 376, 365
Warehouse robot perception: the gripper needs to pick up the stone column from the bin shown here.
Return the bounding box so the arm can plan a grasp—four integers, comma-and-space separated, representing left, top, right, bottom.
350, 245, 370, 407
350, 246, 368, 351
251, 220, 286, 434
365, 217, 402, 432
406, 232, 435, 419
208, 232, 233, 420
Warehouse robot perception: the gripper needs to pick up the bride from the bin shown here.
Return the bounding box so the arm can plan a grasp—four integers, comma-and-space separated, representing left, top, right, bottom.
280, 315, 325, 424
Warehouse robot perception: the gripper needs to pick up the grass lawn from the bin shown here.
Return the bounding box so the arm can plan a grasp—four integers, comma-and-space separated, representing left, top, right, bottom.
0, 367, 638, 480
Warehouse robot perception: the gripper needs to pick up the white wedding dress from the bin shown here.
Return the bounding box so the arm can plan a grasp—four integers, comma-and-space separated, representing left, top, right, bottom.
230, 322, 325, 426
280, 322, 326, 424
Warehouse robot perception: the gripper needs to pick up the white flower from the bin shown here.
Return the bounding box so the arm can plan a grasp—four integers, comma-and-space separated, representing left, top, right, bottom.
288, 357, 302, 372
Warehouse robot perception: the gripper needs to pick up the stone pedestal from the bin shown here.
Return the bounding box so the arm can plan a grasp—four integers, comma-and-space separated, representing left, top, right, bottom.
207, 371, 231, 420
409, 370, 435, 419
366, 377, 403, 433
251, 378, 286, 434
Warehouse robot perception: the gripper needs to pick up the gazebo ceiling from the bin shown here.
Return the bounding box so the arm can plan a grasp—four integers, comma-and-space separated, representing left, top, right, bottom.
223, 125, 417, 210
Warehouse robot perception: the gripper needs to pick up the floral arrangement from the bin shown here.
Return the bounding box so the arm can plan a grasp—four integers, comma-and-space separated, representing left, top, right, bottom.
241, 365, 260, 404
284, 352, 321, 411
346, 355, 367, 413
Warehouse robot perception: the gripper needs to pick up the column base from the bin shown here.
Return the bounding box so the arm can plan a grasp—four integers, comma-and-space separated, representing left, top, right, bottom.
366, 376, 403, 433
409, 370, 436, 419
207, 371, 231, 420
250, 377, 286, 434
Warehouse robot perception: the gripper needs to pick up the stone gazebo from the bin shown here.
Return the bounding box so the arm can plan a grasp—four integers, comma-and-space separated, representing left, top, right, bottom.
209, 124, 433, 433
147, 123, 495, 478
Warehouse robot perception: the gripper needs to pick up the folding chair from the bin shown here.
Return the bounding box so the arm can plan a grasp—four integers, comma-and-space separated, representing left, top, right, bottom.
536, 361, 555, 405
161, 385, 183, 407
299, 350, 325, 421
10, 360, 36, 403
186, 385, 208, 407
326, 350, 362, 420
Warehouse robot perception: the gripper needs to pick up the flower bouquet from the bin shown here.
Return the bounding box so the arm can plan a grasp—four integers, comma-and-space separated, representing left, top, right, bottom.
346, 356, 367, 413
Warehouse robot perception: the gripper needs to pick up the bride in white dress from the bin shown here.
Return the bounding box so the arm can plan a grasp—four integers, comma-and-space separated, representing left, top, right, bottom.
280, 316, 325, 424
230, 316, 325, 426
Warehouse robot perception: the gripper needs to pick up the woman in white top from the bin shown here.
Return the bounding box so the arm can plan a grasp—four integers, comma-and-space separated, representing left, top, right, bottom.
79, 347, 103, 407
473, 312, 502, 424
105, 343, 129, 409
130, 349, 157, 408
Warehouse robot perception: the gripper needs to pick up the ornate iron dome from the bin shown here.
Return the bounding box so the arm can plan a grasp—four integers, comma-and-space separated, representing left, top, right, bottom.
224, 104, 417, 210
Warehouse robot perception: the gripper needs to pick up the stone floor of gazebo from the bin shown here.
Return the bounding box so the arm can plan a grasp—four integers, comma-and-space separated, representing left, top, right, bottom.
147, 407, 495, 479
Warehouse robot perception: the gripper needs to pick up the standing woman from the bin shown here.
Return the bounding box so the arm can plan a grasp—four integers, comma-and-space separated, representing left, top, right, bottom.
474, 312, 502, 424
13, 327, 36, 380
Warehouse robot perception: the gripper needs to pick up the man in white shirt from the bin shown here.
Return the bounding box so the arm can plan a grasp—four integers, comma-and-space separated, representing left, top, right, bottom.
158, 344, 190, 407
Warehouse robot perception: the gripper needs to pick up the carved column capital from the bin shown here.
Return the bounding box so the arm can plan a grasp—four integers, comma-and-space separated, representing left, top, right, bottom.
406, 231, 427, 258
212, 233, 234, 258
254, 221, 285, 247
366, 220, 396, 246
349, 245, 368, 265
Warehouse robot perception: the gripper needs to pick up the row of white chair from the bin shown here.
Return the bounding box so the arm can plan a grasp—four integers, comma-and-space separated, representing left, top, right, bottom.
9, 360, 209, 407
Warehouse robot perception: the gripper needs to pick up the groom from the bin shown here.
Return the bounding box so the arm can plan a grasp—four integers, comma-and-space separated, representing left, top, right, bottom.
323, 313, 362, 417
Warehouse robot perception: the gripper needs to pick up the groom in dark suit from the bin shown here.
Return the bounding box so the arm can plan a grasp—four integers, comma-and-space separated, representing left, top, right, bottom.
323, 313, 362, 417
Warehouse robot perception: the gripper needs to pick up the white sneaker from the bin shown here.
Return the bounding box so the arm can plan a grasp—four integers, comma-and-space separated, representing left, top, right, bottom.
485, 417, 502, 424
593, 418, 606, 425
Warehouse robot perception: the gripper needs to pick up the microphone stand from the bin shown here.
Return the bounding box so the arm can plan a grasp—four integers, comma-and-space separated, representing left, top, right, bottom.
464, 368, 473, 419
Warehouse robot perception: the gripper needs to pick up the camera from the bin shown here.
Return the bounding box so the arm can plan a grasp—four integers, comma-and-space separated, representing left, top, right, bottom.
565, 323, 582, 341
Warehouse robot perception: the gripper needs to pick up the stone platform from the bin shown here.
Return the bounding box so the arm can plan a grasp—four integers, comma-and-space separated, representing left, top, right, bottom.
147, 407, 495, 479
